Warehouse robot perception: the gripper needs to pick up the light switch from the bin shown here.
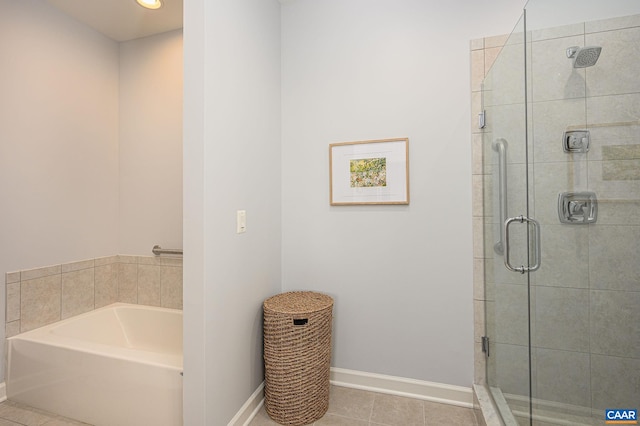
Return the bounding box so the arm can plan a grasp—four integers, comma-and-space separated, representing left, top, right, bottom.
237, 210, 246, 233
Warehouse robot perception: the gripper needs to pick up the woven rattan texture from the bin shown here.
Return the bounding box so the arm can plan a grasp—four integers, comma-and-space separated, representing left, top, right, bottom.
263, 292, 334, 425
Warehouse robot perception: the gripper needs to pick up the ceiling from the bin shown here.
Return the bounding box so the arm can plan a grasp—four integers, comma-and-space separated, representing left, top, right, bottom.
45, 0, 184, 42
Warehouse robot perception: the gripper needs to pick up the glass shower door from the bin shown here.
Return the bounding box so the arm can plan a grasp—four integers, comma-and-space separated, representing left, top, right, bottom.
525, 1, 640, 424
482, 12, 535, 425
483, 2, 640, 425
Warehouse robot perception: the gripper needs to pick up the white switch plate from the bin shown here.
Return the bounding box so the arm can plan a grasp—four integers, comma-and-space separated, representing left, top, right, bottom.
237, 210, 246, 233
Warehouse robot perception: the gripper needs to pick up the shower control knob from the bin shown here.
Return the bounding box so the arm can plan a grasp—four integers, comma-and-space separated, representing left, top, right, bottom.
563, 130, 590, 153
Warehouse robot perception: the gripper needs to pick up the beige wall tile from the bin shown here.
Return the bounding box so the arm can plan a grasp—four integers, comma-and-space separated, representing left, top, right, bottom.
531, 35, 585, 102
590, 225, 640, 292
470, 38, 484, 51
485, 34, 509, 49
471, 133, 484, 176
474, 342, 487, 385
21, 274, 61, 332
471, 91, 482, 130
62, 268, 95, 319
590, 289, 640, 358
6, 282, 20, 322
474, 299, 486, 343
117, 255, 138, 264
138, 264, 161, 307
591, 354, 640, 409
484, 46, 502, 75
531, 98, 586, 164
61, 259, 95, 273
473, 258, 485, 301
160, 257, 183, 266
586, 13, 640, 34
602, 158, 640, 180
471, 49, 485, 92
5, 254, 185, 341
493, 342, 530, 397
6, 321, 20, 338
535, 348, 591, 408
494, 284, 529, 347
585, 28, 640, 97
6, 271, 20, 284
118, 263, 138, 303
483, 259, 495, 302
602, 143, 640, 161
534, 287, 589, 352
535, 225, 590, 289
161, 266, 183, 309
95, 263, 119, 308
21, 265, 61, 281
95, 255, 119, 266
137, 256, 162, 266
531, 22, 583, 42
472, 174, 485, 217
472, 216, 485, 259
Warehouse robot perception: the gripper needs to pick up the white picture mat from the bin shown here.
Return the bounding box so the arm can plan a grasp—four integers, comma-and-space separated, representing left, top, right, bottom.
330, 139, 409, 205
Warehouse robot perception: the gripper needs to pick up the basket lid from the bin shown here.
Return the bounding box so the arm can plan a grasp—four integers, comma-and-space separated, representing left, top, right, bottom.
264, 291, 333, 314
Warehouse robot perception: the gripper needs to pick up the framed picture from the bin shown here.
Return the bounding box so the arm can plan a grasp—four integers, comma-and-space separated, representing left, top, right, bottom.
329, 138, 409, 205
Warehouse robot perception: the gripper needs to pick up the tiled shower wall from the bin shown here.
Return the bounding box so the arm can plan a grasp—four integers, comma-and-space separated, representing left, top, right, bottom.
470, 32, 507, 388
471, 12, 640, 413
5, 255, 183, 337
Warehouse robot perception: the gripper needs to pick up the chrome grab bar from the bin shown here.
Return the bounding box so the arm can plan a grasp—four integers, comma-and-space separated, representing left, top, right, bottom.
492, 139, 508, 255
152, 245, 183, 256
504, 215, 541, 274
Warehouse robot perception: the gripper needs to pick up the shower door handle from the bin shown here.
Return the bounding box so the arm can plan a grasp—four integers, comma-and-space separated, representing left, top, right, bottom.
504, 215, 541, 274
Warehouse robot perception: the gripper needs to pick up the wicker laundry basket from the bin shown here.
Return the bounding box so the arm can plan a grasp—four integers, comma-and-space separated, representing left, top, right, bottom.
263, 291, 334, 426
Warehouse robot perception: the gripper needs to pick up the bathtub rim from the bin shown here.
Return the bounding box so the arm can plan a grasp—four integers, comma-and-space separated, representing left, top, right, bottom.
7, 302, 183, 370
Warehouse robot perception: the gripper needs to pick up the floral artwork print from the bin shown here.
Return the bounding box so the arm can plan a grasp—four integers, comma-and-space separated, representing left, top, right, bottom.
350, 157, 387, 187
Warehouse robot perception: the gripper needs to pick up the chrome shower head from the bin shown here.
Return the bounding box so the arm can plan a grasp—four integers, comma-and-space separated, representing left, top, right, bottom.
566, 46, 602, 68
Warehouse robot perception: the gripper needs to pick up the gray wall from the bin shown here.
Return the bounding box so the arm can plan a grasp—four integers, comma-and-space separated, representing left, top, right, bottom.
183, 0, 526, 421
280, 0, 525, 387
118, 30, 184, 255
0, 0, 119, 382
183, 0, 282, 423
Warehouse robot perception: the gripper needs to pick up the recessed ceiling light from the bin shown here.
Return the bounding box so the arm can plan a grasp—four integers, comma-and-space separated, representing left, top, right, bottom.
136, 0, 162, 10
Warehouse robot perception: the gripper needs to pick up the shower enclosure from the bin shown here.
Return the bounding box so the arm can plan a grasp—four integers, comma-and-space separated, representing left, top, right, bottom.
476, 1, 640, 424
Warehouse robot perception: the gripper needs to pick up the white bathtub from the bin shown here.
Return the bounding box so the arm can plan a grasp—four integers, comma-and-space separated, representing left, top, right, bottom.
7, 303, 183, 426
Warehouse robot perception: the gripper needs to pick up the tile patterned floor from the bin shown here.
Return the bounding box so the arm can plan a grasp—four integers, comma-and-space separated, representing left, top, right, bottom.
0, 385, 483, 426
0, 400, 90, 426
250, 385, 482, 426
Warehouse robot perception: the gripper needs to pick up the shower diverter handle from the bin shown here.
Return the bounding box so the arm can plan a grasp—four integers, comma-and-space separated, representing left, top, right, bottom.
504, 215, 541, 274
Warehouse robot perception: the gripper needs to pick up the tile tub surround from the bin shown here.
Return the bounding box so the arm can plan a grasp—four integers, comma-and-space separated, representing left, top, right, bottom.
5, 255, 183, 337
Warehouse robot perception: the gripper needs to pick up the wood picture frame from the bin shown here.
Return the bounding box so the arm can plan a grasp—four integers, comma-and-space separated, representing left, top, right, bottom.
329, 138, 409, 205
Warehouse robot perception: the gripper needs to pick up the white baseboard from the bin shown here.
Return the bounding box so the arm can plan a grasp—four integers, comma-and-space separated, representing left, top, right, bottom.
0, 383, 5, 403
230, 368, 474, 424
330, 368, 473, 408
227, 382, 264, 426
